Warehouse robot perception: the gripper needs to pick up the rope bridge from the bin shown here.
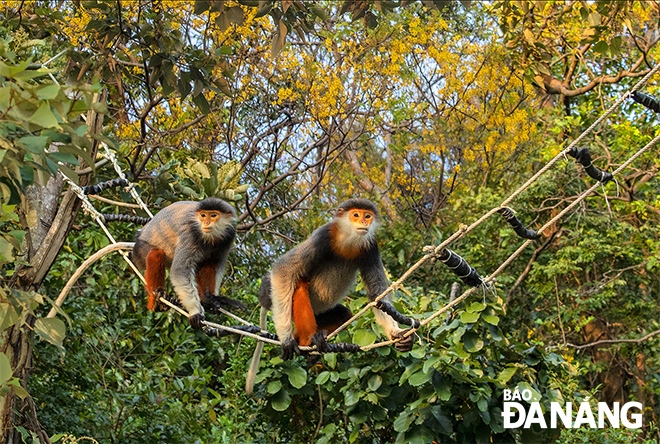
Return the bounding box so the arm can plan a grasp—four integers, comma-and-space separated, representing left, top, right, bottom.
50, 62, 660, 356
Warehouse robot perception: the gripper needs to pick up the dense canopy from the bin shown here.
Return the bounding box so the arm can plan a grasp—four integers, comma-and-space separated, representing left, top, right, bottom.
1, 1, 660, 443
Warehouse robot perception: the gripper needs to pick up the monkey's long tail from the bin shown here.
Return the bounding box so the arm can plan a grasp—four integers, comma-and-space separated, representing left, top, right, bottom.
245, 307, 268, 396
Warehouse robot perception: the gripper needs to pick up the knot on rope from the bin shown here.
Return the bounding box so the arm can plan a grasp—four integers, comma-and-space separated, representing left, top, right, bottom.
375, 300, 421, 329
567, 147, 613, 184
497, 207, 540, 240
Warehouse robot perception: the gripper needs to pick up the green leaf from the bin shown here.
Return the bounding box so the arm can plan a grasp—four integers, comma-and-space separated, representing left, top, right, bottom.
516, 382, 542, 402
30, 103, 60, 128
17, 136, 48, 154
344, 389, 360, 406
0, 303, 20, 331
368, 374, 382, 391
34, 317, 65, 348
48, 152, 79, 165
0, 238, 15, 262
324, 353, 337, 369
0, 353, 11, 385
483, 314, 500, 325
431, 406, 453, 435
267, 380, 282, 394
423, 356, 441, 374
393, 411, 413, 432
316, 371, 330, 385
0, 353, 13, 386
8, 379, 28, 399
497, 367, 517, 384
91, 102, 108, 114
285, 366, 307, 389
466, 302, 486, 313
37, 84, 60, 100
460, 311, 480, 324
593, 41, 609, 55
270, 388, 291, 411
192, 93, 210, 114
227, 5, 244, 25
610, 36, 622, 55
463, 331, 484, 352
271, 20, 287, 56
408, 370, 431, 387
353, 328, 376, 346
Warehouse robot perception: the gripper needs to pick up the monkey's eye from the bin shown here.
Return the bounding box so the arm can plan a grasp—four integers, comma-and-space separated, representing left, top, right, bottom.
200, 213, 207, 218
353, 212, 360, 218
365, 213, 372, 219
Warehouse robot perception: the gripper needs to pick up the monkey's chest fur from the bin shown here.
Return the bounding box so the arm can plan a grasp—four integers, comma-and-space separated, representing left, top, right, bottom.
306, 260, 358, 314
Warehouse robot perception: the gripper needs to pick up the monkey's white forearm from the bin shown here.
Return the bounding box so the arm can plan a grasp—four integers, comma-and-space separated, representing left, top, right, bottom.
171, 269, 203, 316
269, 271, 295, 343
372, 306, 403, 339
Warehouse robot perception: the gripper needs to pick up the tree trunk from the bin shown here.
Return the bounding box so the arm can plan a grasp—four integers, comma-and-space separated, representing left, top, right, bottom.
0, 93, 105, 443
583, 318, 627, 405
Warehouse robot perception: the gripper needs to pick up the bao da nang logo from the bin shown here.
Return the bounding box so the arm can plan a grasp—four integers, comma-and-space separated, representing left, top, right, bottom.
502, 388, 643, 429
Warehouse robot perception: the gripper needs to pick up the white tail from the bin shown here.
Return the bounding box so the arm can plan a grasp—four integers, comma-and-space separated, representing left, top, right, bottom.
245, 307, 268, 395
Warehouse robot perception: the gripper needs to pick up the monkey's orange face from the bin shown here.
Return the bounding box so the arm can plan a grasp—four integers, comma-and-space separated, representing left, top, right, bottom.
349, 209, 374, 234
197, 210, 222, 232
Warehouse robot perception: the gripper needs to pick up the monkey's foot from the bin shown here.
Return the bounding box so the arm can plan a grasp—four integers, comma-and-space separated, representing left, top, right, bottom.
201, 293, 248, 312
311, 331, 329, 353
280, 338, 301, 360
188, 312, 205, 330
152, 287, 171, 312
393, 329, 415, 352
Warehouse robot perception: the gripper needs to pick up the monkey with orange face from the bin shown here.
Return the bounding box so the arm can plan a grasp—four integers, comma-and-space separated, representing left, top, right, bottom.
132, 197, 244, 329
246, 198, 414, 395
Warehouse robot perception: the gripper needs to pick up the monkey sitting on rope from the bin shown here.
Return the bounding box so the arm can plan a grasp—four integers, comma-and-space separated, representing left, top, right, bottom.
246, 198, 415, 395
132, 197, 246, 329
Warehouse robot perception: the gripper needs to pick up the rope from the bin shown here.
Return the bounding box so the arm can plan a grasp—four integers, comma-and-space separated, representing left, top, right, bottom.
101, 143, 154, 218
326, 62, 660, 342
363, 130, 660, 350
60, 173, 147, 284
55, 62, 660, 355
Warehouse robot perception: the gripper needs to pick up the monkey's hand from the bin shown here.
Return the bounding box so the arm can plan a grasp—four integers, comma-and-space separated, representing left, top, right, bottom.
311, 331, 329, 353
201, 292, 248, 312
188, 312, 205, 330
280, 338, 301, 360
152, 287, 171, 312
392, 329, 415, 352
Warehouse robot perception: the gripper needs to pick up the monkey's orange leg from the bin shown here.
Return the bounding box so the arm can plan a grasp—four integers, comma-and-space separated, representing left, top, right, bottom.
292, 281, 317, 347
145, 249, 167, 311
196, 262, 216, 296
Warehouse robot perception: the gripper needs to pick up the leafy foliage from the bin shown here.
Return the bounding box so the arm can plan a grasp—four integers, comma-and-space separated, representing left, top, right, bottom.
2, 1, 660, 443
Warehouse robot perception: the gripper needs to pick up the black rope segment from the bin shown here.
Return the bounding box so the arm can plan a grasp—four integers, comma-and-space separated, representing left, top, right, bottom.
325, 342, 362, 353
497, 207, 540, 240
438, 248, 483, 287
203, 324, 360, 353
631, 91, 660, 113
204, 324, 279, 340
82, 178, 130, 195
375, 300, 421, 328
102, 213, 151, 225
567, 147, 613, 184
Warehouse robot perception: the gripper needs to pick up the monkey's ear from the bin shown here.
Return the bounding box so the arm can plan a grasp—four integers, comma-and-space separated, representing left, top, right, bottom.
335, 208, 345, 217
